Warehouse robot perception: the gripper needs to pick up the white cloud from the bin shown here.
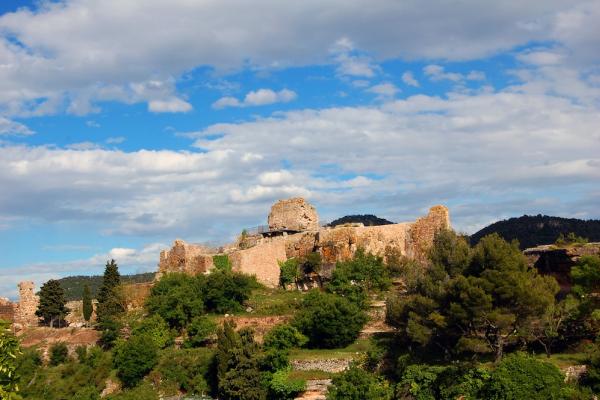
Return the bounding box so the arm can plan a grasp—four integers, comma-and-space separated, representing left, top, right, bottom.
402, 71, 419, 87
148, 97, 192, 113
86, 120, 101, 128
106, 136, 126, 144
0, 117, 33, 135
0, 1, 596, 116
212, 89, 296, 109
367, 82, 399, 99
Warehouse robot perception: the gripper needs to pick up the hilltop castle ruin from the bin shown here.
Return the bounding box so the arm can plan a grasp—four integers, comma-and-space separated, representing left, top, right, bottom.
158, 198, 451, 287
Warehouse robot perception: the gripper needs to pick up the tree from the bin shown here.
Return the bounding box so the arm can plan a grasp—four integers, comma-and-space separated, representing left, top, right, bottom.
36, 279, 70, 327
49, 342, 69, 366
278, 258, 301, 288
184, 316, 217, 348
113, 334, 158, 388
145, 273, 205, 331
327, 364, 392, 400
131, 315, 173, 349
481, 353, 568, 400
82, 284, 93, 326
263, 324, 307, 351
0, 319, 21, 400
203, 270, 259, 314
216, 321, 268, 400
96, 259, 125, 324
293, 290, 367, 349
386, 232, 559, 361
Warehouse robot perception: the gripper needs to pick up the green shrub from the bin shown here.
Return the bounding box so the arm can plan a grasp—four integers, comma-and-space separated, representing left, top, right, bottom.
107, 381, 158, 400
279, 258, 301, 287
203, 270, 259, 314
213, 254, 232, 272
327, 364, 392, 400
396, 364, 446, 400
99, 318, 122, 349
73, 385, 101, 400
113, 335, 158, 388
75, 345, 88, 363
152, 347, 214, 395
185, 316, 217, 348
269, 368, 306, 399
293, 290, 367, 349
481, 353, 568, 400
331, 249, 391, 292
436, 365, 490, 400
49, 342, 70, 366
263, 324, 307, 351
145, 273, 205, 330
132, 314, 173, 349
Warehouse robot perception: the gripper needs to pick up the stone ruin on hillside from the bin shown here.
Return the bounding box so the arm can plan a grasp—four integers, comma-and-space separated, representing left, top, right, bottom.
157, 197, 451, 288
0, 281, 40, 328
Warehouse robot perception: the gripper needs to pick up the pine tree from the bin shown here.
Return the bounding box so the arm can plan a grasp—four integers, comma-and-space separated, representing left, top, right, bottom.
82, 284, 93, 325
96, 259, 124, 324
36, 279, 70, 327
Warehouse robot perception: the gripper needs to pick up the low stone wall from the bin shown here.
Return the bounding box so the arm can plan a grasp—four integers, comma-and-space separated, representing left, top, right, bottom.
291, 358, 351, 373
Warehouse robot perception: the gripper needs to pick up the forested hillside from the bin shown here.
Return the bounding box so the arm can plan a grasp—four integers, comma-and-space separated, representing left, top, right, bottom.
57, 272, 155, 301
329, 214, 394, 227
470, 215, 600, 249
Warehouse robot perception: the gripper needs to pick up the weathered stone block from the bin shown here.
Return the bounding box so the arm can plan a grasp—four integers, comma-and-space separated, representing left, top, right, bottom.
268, 198, 319, 232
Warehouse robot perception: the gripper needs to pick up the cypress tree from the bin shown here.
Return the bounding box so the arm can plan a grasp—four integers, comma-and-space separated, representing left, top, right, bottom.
96, 259, 124, 324
82, 284, 93, 325
36, 279, 69, 327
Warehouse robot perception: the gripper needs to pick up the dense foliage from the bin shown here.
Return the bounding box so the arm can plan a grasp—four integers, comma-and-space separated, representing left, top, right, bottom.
82, 284, 93, 324
329, 214, 394, 227
113, 335, 158, 388
293, 290, 367, 348
49, 342, 69, 366
387, 231, 559, 360
36, 279, 70, 327
470, 214, 600, 249
327, 364, 393, 400
96, 259, 125, 325
0, 319, 20, 400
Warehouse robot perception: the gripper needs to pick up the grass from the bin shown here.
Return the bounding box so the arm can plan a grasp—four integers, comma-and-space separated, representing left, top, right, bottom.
289, 338, 373, 360
244, 287, 305, 316
534, 352, 588, 369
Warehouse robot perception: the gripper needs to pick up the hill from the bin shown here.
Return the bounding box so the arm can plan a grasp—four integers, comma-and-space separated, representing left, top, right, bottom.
470, 214, 600, 249
57, 272, 155, 301
329, 214, 394, 227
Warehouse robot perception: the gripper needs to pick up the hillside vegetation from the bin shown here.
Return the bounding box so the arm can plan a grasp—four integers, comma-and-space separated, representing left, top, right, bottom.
329, 214, 393, 227
57, 272, 155, 301
470, 214, 600, 249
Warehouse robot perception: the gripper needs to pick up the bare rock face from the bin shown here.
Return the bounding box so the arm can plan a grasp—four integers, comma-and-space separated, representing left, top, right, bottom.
268, 198, 319, 232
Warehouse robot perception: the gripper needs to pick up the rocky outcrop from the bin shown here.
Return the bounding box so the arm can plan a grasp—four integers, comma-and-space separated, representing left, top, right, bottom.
524, 242, 600, 294
157, 239, 215, 279
268, 198, 319, 232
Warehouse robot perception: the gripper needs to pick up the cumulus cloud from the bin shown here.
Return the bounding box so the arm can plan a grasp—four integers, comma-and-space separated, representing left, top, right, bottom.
367, 82, 400, 99
213, 88, 296, 109
402, 71, 419, 87
424, 65, 486, 83
2, 0, 589, 116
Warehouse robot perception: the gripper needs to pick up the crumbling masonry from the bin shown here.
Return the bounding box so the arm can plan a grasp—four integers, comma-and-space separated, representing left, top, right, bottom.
158, 198, 451, 288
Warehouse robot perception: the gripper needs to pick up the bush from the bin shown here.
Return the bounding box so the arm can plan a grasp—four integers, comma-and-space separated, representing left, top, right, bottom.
145, 273, 205, 331
263, 324, 307, 351
268, 368, 306, 399
203, 270, 259, 314
331, 249, 391, 292
481, 353, 568, 400
279, 258, 301, 287
185, 316, 217, 348
396, 364, 446, 400
327, 364, 392, 400
107, 381, 158, 400
99, 318, 122, 349
49, 342, 70, 366
213, 254, 232, 272
132, 314, 173, 349
73, 385, 101, 400
113, 335, 158, 388
152, 347, 214, 396
293, 290, 367, 349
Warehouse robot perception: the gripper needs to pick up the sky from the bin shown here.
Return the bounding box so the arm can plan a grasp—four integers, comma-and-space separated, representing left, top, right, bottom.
0, 0, 599, 299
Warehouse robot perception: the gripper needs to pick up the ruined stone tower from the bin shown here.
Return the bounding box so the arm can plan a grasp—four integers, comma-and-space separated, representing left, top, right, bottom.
17, 281, 39, 326
268, 197, 319, 232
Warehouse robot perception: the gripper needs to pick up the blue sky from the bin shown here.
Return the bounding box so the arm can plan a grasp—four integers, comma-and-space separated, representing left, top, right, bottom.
1, 0, 599, 298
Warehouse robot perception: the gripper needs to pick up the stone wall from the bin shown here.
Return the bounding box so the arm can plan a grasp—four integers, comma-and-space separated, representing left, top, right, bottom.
156, 200, 451, 290
123, 282, 153, 310
230, 238, 287, 288
17, 281, 39, 326
157, 239, 215, 279
0, 297, 16, 323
